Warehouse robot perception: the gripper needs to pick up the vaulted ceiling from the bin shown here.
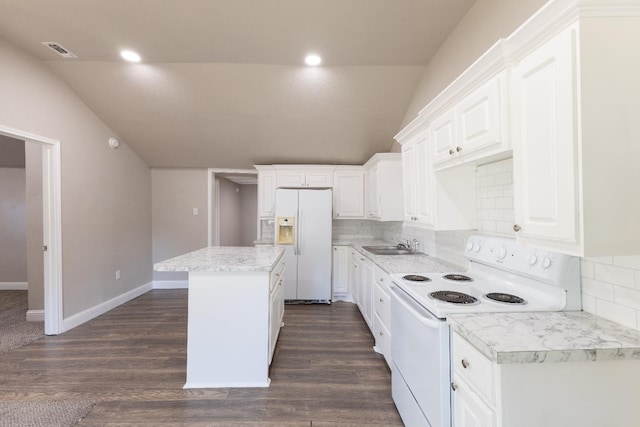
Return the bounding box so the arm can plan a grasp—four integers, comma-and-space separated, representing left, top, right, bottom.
0, 0, 476, 169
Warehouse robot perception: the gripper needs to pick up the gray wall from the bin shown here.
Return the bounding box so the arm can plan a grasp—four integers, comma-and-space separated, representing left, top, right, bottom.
0, 38, 152, 318
218, 178, 242, 246
0, 167, 27, 282
152, 169, 208, 282
0, 134, 25, 167
26, 142, 44, 311
240, 184, 258, 246
399, 0, 548, 130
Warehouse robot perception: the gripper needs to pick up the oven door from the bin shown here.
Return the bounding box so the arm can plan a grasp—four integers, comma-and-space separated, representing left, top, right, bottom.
391, 284, 451, 427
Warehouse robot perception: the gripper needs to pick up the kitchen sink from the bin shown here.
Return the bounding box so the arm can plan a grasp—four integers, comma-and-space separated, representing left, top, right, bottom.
362, 245, 413, 256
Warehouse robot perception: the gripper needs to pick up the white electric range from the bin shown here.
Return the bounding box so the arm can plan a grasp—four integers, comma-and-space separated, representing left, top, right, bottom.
389, 235, 581, 427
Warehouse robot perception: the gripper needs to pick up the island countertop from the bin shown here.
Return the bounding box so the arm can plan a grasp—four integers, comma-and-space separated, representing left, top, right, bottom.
154, 246, 285, 273
448, 311, 640, 365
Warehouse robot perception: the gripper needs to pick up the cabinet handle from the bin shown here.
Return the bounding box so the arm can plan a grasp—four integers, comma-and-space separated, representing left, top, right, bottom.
379, 298, 383, 302
456, 146, 462, 152
461, 358, 470, 369
379, 331, 383, 336
513, 224, 521, 232
449, 148, 454, 155
451, 382, 458, 391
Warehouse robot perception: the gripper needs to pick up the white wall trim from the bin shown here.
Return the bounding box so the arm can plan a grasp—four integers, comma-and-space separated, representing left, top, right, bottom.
0, 282, 28, 290
153, 280, 188, 289
26, 309, 44, 322
61, 281, 152, 333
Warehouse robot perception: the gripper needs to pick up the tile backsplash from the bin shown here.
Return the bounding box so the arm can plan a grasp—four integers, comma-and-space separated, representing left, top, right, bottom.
476, 158, 515, 238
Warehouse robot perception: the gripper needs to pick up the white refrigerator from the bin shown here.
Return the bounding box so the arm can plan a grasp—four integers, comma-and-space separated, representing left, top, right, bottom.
275, 188, 332, 301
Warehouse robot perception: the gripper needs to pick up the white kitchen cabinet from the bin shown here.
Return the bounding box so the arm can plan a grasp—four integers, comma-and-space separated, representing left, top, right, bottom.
360, 257, 374, 331
349, 249, 361, 309
363, 153, 404, 221
332, 245, 349, 300
372, 265, 392, 366
401, 128, 434, 226
451, 330, 640, 427
274, 166, 334, 188
333, 167, 365, 219
509, 7, 640, 256
255, 165, 277, 218
268, 257, 285, 364
431, 72, 509, 170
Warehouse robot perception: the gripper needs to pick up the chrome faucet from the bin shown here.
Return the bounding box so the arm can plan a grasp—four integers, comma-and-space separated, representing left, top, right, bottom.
397, 239, 411, 250
413, 239, 420, 253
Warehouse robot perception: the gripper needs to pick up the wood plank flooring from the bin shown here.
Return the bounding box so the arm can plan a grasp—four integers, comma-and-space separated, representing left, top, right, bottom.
0, 290, 403, 426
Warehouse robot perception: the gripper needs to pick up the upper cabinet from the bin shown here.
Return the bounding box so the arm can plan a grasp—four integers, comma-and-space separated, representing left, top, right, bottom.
402, 128, 433, 226
255, 165, 277, 218
274, 166, 334, 188
364, 153, 404, 221
333, 167, 365, 219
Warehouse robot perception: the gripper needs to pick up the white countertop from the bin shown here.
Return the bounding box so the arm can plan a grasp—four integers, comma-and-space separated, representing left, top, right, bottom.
333, 238, 462, 274
448, 311, 640, 364
154, 246, 285, 273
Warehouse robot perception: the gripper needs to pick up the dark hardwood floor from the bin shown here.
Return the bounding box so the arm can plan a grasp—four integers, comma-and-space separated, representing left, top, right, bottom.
0, 290, 403, 426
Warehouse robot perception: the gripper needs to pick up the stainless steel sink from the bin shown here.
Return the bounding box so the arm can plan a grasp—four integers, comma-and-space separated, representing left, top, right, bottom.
362, 245, 413, 255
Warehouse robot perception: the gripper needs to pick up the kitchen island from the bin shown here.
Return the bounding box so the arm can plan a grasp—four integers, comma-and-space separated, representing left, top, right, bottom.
155, 246, 285, 388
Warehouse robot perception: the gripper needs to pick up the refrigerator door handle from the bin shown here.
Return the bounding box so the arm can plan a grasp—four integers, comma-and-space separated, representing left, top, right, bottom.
297, 207, 302, 256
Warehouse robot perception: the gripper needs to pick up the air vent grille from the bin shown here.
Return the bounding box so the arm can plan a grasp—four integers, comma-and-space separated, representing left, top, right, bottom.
41, 42, 77, 58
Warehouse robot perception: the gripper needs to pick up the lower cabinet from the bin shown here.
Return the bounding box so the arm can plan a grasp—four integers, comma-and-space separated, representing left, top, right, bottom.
360, 258, 374, 330
373, 266, 392, 366
331, 246, 349, 300
451, 331, 640, 427
268, 258, 285, 364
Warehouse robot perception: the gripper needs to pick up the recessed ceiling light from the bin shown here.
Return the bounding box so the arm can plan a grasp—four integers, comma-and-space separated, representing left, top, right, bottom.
120, 50, 141, 63
305, 54, 322, 66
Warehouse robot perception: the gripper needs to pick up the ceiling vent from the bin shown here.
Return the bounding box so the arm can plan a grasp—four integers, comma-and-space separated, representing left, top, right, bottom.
41, 42, 77, 58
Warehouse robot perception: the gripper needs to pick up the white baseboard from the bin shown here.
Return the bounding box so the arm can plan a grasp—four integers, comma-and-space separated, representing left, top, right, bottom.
26, 309, 44, 322
0, 282, 28, 290
62, 281, 153, 333
153, 280, 188, 289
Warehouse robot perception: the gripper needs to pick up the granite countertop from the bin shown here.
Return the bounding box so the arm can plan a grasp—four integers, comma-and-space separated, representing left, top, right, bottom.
154, 246, 285, 273
448, 311, 640, 364
333, 238, 463, 274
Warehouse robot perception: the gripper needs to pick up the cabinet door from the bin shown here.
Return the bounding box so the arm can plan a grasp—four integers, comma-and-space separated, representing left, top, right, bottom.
361, 259, 374, 331
431, 107, 457, 163
349, 250, 361, 306
452, 375, 496, 427
333, 170, 365, 218
511, 28, 579, 248
457, 73, 507, 156
258, 171, 276, 217
332, 246, 349, 296
277, 170, 306, 187
401, 142, 418, 222
414, 132, 433, 226
365, 165, 380, 219
305, 170, 333, 188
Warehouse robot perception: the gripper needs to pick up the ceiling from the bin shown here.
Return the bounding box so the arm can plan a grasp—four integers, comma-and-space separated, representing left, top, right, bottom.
0, 0, 476, 169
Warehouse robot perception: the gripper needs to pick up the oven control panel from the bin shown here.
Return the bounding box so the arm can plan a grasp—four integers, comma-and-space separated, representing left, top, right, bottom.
464, 235, 579, 287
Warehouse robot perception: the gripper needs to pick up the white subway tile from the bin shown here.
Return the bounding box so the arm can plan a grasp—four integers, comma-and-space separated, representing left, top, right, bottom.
487, 161, 503, 175
581, 294, 596, 314
613, 255, 640, 270
496, 221, 515, 235
476, 164, 489, 176
595, 264, 635, 288
502, 158, 514, 171
595, 300, 637, 329
580, 260, 595, 279
614, 286, 640, 310
476, 209, 489, 220
495, 197, 513, 209
503, 210, 515, 222
502, 184, 514, 197
478, 175, 495, 188
494, 172, 513, 185
487, 188, 504, 198
581, 278, 614, 301
481, 220, 497, 233
480, 198, 496, 209
583, 256, 613, 265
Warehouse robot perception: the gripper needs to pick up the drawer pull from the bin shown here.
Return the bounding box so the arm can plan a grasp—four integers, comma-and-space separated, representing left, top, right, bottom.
461, 358, 470, 369
451, 382, 458, 391
379, 331, 383, 336
379, 298, 383, 302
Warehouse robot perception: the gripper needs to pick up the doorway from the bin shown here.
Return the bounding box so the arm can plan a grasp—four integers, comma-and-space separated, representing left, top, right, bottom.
208, 169, 258, 247
0, 125, 62, 335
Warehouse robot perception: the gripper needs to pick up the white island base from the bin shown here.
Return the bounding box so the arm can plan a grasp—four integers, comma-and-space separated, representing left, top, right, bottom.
154, 246, 285, 389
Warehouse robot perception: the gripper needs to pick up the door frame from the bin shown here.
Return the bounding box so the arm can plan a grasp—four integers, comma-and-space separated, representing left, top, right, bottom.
207, 168, 257, 247
0, 124, 62, 335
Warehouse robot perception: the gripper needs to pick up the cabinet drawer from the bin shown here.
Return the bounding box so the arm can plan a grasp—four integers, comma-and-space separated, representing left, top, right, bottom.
373, 265, 392, 293
452, 332, 495, 405
374, 283, 391, 328
373, 312, 391, 367
270, 257, 285, 291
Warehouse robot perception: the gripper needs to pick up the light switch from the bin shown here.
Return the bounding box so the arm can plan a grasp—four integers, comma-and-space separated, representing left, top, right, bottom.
193, 208, 198, 215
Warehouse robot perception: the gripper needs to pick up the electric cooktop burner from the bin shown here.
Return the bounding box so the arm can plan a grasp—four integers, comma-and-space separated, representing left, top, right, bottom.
485, 293, 526, 304
403, 274, 431, 282
443, 274, 473, 282
430, 291, 478, 305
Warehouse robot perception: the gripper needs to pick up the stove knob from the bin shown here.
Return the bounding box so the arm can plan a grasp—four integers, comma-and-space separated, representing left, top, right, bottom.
529, 254, 538, 266
466, 242, 473, 251
473, 243, 481, 253
498, 247, 507, 260
542, 257, 552, 269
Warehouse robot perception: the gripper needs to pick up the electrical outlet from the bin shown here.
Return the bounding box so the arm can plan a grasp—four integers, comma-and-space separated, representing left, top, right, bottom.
116, 270, 121, 280
193, 208, 198, 215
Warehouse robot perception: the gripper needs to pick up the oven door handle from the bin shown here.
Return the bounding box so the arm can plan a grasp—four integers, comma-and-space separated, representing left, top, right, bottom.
391, 285, 442, 329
